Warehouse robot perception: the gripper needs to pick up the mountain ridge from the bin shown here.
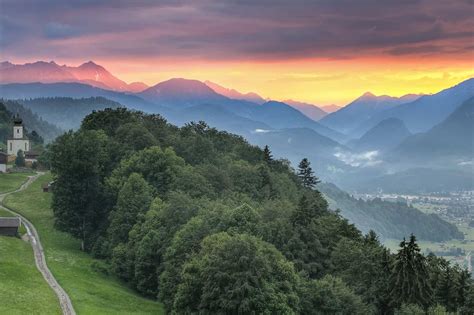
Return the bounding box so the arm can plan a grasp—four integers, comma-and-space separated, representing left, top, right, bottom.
0, 60, 148, 93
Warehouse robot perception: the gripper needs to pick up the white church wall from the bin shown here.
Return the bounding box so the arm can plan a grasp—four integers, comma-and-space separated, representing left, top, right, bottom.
7, 139, 30, 156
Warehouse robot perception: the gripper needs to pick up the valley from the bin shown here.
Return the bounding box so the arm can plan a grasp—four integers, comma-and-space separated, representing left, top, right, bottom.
357, 191, 474, 276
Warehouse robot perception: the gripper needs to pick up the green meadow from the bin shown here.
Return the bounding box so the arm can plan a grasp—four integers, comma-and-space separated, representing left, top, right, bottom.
0, 172, 34, 194
3, 173, 164, 314
0, 236, 61, 315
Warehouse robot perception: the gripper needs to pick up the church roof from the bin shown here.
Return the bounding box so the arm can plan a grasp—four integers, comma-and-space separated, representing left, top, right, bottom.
13, 116, 23, 125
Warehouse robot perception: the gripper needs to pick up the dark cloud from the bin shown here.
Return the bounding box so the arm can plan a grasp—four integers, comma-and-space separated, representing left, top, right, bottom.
1, 0, 472, 61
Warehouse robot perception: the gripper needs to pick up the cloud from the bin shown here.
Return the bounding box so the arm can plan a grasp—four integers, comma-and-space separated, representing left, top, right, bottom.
44, 22, 78, 39
334, 150, 382, 167
1, 0, 473, 61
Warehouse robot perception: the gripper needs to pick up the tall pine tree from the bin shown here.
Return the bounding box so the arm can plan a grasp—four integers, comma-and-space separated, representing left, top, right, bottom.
297, 158, 320, 189
389, 234, 432, 309
263, 145, 273, 164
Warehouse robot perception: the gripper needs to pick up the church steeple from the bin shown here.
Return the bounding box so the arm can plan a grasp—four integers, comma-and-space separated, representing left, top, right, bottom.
13, 115, 25, 139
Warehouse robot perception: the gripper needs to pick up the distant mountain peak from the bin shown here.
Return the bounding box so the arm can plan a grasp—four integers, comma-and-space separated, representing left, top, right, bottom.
204, 80, 266, 104
360, 91, 376, 98
0, 60, 144, 93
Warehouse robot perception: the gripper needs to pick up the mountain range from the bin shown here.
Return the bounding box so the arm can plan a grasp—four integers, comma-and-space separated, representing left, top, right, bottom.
283, 99, 328, 121
204, 81, 266, 104
348, 118, 411, 153
0, 61, 148, 93
390, 96, 474, 164
1, 60, 472, 193
352, 78, 474, 137
320, 92, 421, 134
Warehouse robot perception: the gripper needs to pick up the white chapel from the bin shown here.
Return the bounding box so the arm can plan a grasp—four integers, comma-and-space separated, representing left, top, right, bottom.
7, 116, 30, 156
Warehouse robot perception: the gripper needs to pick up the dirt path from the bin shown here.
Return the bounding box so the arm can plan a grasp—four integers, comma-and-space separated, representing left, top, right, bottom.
0, 173, 76, 315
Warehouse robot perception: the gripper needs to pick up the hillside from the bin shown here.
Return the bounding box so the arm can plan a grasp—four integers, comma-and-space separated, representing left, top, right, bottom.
284, 99, 328, 121
42, 107, 470, 314
320, 93, 419, 134
0, 82, 157, 114
0, 100, 62, 143
354, 78, 474, 136
349, 118, 411, 152
391, 97, 474, 162
17, 97, 124, 130
319, 183, 463, 241
3, 173, 164, 314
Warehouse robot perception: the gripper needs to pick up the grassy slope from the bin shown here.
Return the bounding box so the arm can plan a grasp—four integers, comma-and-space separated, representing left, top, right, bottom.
4, 173, 164, 314
0, 172, 34, 193
0, 236, 61, 314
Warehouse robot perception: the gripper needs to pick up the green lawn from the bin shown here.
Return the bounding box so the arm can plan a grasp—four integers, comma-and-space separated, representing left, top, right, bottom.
0, 236, 61, 315
4, 173, 164, 314
0, 172, 34, 194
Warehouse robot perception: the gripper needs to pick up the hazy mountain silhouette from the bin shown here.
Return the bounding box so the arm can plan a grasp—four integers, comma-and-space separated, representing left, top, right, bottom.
283, 99, 328, 121
320, 104, 341, 113
353, 78, 474, 136
320, 92, 420, 134
0, 82, 156, 112
205, 81, 266, 104
349, 118, 411, 152
391, 96, 474, 162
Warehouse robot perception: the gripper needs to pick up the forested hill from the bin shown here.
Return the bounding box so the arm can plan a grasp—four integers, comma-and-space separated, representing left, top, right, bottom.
0, 100, 62, 145
48, 108, 474, 314
16, 97, 123, 130
319, 183, 463, 241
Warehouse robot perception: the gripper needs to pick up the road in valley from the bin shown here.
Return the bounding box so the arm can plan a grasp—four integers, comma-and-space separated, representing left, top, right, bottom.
0, 174, 76, 315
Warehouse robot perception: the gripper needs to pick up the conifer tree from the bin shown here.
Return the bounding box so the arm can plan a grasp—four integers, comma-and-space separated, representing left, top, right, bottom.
263, 145, 273, 164
435, 265, 459, 312
297, 158, 320, 188
389, 234, 433, 309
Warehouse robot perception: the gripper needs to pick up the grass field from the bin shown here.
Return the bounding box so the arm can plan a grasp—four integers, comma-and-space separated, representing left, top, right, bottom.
0, 236, 61, 315
3, 173, 164, 314
0, 172, 34, 194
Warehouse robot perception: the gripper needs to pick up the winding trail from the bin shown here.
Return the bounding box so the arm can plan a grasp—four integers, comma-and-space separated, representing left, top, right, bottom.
0, 173, 76, 315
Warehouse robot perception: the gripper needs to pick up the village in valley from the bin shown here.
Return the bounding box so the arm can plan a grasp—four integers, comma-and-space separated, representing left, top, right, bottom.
356, 191, 474, 276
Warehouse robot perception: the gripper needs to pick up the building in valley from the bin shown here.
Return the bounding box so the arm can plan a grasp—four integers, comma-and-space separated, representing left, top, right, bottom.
0, 217, 20, 236
7, 116, 30, 157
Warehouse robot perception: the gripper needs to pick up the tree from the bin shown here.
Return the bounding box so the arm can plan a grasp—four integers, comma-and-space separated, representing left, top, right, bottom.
263, 145, 273, 163
173, 233, 300, 314
15, 150, 25, 167
297, 158, 319, 188
300, 275, 374, 315
395, 304, 424, 315
330, 236, 393, 313
389, 234, 433, 308
435, 264, 459, 311
107, 173, 153, 249
50, 130, 109, 251
291, 192, 326, 226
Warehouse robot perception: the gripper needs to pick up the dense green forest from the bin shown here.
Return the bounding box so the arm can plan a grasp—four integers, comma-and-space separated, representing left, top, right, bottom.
16, 97, 122, 130
319, 183, 463, 241
1, 99, 62, 143
48, 108, 473, 314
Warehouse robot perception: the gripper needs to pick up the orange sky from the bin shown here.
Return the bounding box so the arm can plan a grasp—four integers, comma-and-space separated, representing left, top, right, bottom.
3, 1, 473, 106
95, 56, 474, 106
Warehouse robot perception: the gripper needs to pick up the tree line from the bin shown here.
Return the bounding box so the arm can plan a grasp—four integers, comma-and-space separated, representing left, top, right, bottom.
47, 108, 473, 314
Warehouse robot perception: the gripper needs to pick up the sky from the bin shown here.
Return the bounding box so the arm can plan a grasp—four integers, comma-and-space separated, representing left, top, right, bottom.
1, 0, 473, 105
